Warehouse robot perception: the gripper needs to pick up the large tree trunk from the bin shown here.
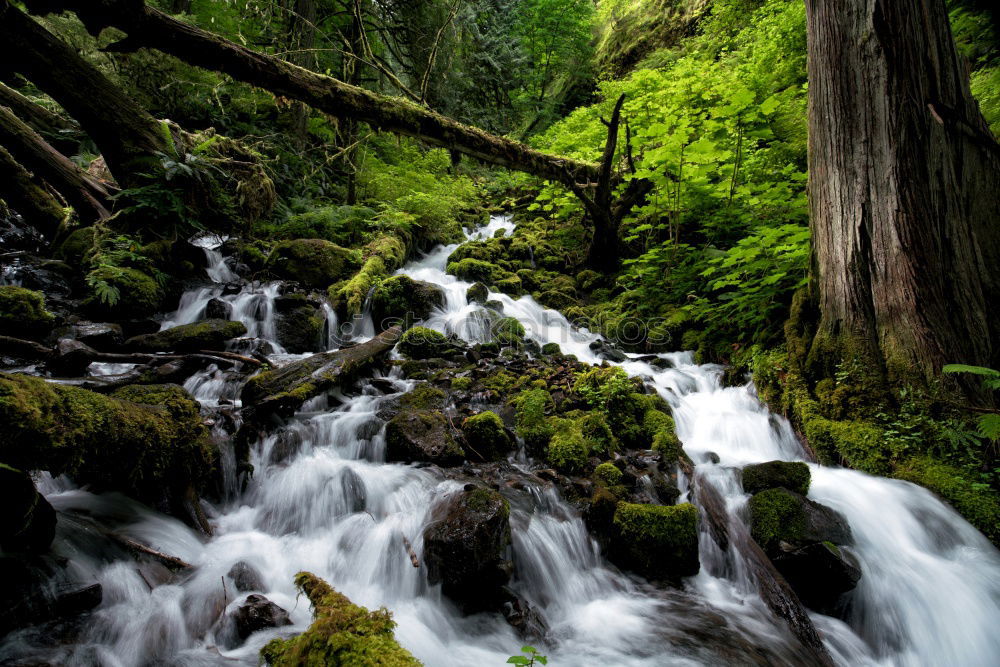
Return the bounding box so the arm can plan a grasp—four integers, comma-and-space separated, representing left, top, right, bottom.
806, 0, 1000, 388
23, 0, 602, 188
0, 82, 79, 153
0, 3, 168, 186
0, 146, 67, 238
285, 0, 317, 143
0, 105, 113, 223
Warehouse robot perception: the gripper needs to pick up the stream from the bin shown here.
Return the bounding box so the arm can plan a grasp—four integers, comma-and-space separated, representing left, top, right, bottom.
3, 214, 1000, 666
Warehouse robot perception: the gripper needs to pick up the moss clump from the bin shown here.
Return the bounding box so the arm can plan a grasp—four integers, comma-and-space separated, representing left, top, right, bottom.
371, 275, 444, 328
514, 388, 554, 451
54, 226, 97, 264
396, 326, 449, 359
541, 342, 561, 355
742, 461, 811, 496
612, 502, 700, 578
0, 286, 55, 340
493, 275, 523, 296
400, 384, 446, 410
261, 572, 420, 666
461, 411, 512, 461
492, 317, 525, 346
573, 368, 648, 448
466, 282, 489, 304
577, 411, 616, 455
267, 239, 361, 289
747, 487, 807, 551
483, 369, 517, 393
450, 376, 473, 391
0, 374, 212, 506
446, 258, 502, 283
594, 461, 623, 486
85, 266, 165, 319
896, 457, 1000, 544
125, 319, 247, 352
547, 417, 589, 473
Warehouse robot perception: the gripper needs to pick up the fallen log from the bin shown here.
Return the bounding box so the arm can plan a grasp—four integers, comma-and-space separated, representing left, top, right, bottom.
104, 531, 193, 571
241, 325, 401, 418
0, 145, 68, 238
23, 0, 600, 188
0, 82, 81, 152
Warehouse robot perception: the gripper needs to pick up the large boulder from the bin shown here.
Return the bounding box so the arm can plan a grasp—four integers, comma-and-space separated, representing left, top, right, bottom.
261, 572, 419, 666
0, 464, 56, 553
125, 319, 247, 352
385, 409, 464, 465
423, 486, 512, 611
266, 239, 361, 288
611, 502, 700, 580
370, 275, 444, 329
274, 294, 324, 354
396, 326, 453, 359
461, 410, 513, 462
70, 321, 124, 350
741, 460, 811, 496
747, 487, 860, 613
466, 282, 489, 304
84, 266, 165, 319
0, 285, 55, 341
220, 594, 292, 649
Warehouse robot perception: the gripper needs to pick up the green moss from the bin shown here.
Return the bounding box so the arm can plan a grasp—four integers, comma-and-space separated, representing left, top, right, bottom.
266, 239, 361, 289
397, 326, 449, 359
461, 411, 512, 461
493, 275, 524, 296
541, 342, 562, 355
466, 282, 489, 304
577, 411, 617, 455
0, 286, 55, 340
612, 502, 700, 578
85, 266, 165, 319
514, 388, 555, 451
54, 226, 97, 264
450, 376, 473, 391
125, 319, 247, 352
741, 461, 811, 496
446, 258, 502, 283
371, 275, 443, 327
547, 417, 589, 473
400, 384, 446, 410
747, 487, 808, 552
0, 374, 212, 504
447, 240, 502, 265
594, 461, 623, 486
261, 572, 420, 666
493, 317, 526, 346
896, 457, 1000, 544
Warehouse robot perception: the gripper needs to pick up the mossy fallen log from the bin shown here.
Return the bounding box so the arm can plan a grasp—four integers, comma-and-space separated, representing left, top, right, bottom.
241, 326, 401, 418
261, 572, 420, 666
0, 374, 214, 516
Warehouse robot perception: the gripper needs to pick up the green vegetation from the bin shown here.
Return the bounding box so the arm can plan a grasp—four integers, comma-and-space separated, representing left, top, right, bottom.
514, 388, 555, 450
0, 286, 55, 340
397, 327, 451, 359
462, 411, 513, 461
612, 502, 700, 578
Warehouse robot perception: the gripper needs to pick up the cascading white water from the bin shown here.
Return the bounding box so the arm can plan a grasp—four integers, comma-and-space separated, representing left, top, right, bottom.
8, 214, 1000, 667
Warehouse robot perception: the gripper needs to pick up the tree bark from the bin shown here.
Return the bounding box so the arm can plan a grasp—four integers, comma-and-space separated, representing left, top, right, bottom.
0, 3, 168, 186
0, 146, 67, 238
0, 82, 79, 153
285, 0, 317, 143
0, 105, 113, 223
806, 0, 1000, 387
23, 0, 602, 188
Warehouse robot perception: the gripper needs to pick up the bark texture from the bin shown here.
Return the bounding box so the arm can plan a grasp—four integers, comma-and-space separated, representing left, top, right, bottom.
0, 146, 67, 238
806, 0, 1000, 385
0, 105, 113, 223
0, 82, 79, 153
23, 0, 601, 188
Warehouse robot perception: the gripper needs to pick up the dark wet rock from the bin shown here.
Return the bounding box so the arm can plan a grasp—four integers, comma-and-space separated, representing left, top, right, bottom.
51, 584, 103, 618
366, 377, 398, 394
371, 275, 445, 328
588, 339, 628, 362
227, 561, 265, 593
0, 464, 56, 553
741, 461, 811, 496
47, 338, 97, 376
125, 319, 247, 352
205, 298, 231, 320
466, 282, 489, 304
268, 430, 304, 465
771, 541, 862, 615
275, 304, 324, 354
70, 321, 124, 351
748, 487, 852, 556
221, 594, 292, 649
705, 451, 721, 464
385, 411, 464, 465
423, 486, 512, 612
500, 587, 548, 641
609, 502, 700, 580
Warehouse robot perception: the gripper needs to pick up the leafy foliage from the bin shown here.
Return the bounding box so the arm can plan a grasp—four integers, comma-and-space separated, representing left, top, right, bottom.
508, 645, 548, 665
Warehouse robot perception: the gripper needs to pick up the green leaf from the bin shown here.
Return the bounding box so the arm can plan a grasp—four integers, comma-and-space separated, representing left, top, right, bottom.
942, 364, 1000, 377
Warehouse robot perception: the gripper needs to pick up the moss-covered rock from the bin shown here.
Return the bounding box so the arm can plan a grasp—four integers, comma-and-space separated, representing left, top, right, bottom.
492, 317, 525, 346
385, 410, 463, 465
0, 285, 55, 340
514, 388, 554, 452
747, 487, 852, 555
612, 502, 700, 579
371, 275, 445, 328
396, 326, 451, 359
260, 572, 419, 666
742, 461, 811, 496
0, 374, 213, 510
466, 282, 489, 304
594, 461, 623, 486
276, 304, 325, 354
547, 417, 589, 473
493, 275, 523, 296
423, 486, 512, 612
125, 319, 247, 352
895, 457, 1000, 544
54, 226, 97, 264
577, 411, 616, 456
446, 258, 502, 283
461, 411, 512, 462
84, 266, 165, 319
266, 239, 361, 289
540, 342, 561, 355
0, 463, 56, 553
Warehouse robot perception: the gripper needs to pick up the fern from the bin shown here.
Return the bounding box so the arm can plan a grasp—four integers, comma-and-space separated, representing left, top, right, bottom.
978, 414, 1000, 441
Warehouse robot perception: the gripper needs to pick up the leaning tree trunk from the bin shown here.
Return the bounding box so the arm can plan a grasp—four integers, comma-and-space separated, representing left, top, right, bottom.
0, 145, 67, 238
806, 0, 1000, 389
0, 3, 168, 186
0, 105, 113, 223
0, 82, 80, 154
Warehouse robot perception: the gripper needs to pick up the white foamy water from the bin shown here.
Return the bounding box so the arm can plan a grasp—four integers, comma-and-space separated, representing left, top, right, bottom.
6, 215, 1000, 666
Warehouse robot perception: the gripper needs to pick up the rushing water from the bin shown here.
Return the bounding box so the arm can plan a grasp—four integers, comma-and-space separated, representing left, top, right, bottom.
5, 214, 1000, 666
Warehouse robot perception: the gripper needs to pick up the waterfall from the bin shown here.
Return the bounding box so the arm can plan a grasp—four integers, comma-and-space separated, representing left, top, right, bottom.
6, 214, 1000, 666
